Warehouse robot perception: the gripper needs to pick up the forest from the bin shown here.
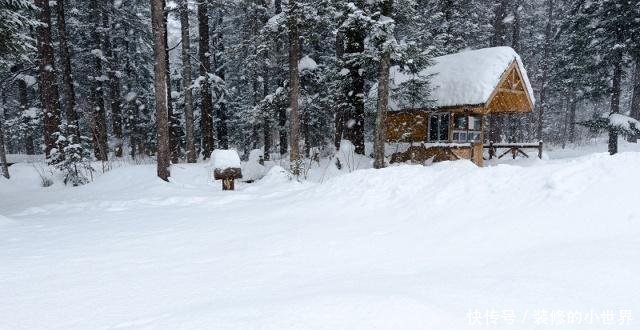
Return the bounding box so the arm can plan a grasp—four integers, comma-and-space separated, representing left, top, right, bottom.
0, 0, 639, 182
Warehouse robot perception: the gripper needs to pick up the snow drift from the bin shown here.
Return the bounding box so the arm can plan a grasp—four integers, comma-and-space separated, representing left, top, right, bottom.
0, 150, 639, 330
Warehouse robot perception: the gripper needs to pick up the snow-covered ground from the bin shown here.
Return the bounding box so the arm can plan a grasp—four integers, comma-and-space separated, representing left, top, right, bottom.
1, 142, 639, 330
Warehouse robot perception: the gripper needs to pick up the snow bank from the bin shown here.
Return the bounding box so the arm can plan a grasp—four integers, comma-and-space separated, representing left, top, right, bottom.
211, 149, 241, 169
1, 147, 640, 330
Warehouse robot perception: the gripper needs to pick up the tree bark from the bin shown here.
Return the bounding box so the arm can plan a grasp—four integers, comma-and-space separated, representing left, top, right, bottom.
56, 0, 81, 143
536, 0, 554, 142
608, 30, 624, 155
0, 118, 9, 179
288, 0, 301, 173
198, 2, 214, 158
150, 0, 171, 181
275, 0, 287, 156
334, 30, 345, 150
163, 0, 180, 163
373, 0, 393, 169
628, 59, 640, 143
180, 0, 196, 162
17, 76, 34, 155
102, 0, 124, 158
212, 8, 229, 149
90, 0, 108, 161
568, 95, 578, 144
35, 0, 63, 157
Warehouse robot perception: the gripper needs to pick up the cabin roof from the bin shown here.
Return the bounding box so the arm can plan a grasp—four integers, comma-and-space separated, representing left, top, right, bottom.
382, 46, 535, 111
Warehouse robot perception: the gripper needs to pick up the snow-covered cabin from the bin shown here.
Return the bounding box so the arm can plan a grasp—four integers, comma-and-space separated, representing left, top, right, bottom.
382, 47, 536, 166
385, 47, 535, 145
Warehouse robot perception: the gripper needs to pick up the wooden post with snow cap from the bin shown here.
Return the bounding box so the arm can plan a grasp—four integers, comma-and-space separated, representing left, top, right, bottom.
212, 149, 242, 191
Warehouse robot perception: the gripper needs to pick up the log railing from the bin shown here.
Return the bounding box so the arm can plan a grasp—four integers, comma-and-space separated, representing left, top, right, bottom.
484, 141, 543, 160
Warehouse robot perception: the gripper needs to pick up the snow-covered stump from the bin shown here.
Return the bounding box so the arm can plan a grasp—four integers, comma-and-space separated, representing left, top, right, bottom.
211, 150, 242, 191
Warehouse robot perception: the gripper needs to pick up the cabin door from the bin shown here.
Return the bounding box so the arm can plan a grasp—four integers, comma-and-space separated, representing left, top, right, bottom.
428, 113, 450, 142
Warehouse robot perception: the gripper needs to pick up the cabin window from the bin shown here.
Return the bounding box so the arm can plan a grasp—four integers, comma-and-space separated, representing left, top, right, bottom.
452, 114, 482, 143
428, 113, 450, 142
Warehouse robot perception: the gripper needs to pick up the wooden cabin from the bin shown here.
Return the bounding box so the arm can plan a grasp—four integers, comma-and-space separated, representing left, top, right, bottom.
383, 47, 535, 166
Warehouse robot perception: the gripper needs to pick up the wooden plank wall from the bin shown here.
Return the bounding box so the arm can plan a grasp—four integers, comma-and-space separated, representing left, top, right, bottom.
385, 111, 429, 142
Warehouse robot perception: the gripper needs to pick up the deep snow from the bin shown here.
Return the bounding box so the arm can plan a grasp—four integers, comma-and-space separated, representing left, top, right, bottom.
1, 143, 639, 330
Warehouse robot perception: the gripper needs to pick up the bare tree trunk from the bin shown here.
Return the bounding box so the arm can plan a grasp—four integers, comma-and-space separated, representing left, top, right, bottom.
536, 0, 554, 142
374, 0, 393, 169
0, 119, 9, 179
163, 0, 180, 163
150, 0, 171, 181
334, 30, 345, 150
275, 0, 287, 156
90, 0, 108, 161
608, 30, 624, 155
628, 59, 640, 143
198, 2, 214, 158
56, 0, 81, 143
263, 64, 271, 160
35, 0, 63, 157
491, 0, 510, 47
568, 94, 578, 144
288, 0, 301, 173
180, 0, 196, 162
17, 76, 35, 155
102, 0, 124, 158
212, 9, 229, 149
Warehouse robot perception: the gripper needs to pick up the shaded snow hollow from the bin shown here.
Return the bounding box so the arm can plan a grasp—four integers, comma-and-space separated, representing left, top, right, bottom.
1, 149, 639, 330
380, 46, 535, 110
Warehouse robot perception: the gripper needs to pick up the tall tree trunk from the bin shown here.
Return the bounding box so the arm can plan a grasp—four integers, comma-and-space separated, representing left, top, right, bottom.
491, 0, 510, 47
568, 94, 578, 144
180, 0, 196, 162
334, 30, 345, 150
56, 0, 81, 143
608, 30, 624, 155
150, 0, 171, 181
198, 2, 214, 158
263, 63, 271, 160
536, 0, 554, 142
17, 76, 35, 155
102, 0, 124, 158
288, 0, 301, 173
35, 0, 63, 157
0, 118, 9, 179
374, 0, 393, 169
163, 0, 179, 163
213, 9, 229, 149
628, 59, 640, 143
275, 0, 287, 156
90, 0, 108, 161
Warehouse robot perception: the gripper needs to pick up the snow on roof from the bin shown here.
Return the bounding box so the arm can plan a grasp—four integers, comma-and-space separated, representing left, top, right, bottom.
385, 46, 535, 110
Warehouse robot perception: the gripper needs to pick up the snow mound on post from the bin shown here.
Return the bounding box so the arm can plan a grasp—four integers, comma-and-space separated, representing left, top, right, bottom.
383, 46, 535, 110
211, 149, 241, 169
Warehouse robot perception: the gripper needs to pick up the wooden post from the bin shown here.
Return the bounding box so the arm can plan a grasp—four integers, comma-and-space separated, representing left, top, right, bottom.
222, 178, 235, 191
538, 141, 543, 159
489, 141, 495, 159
